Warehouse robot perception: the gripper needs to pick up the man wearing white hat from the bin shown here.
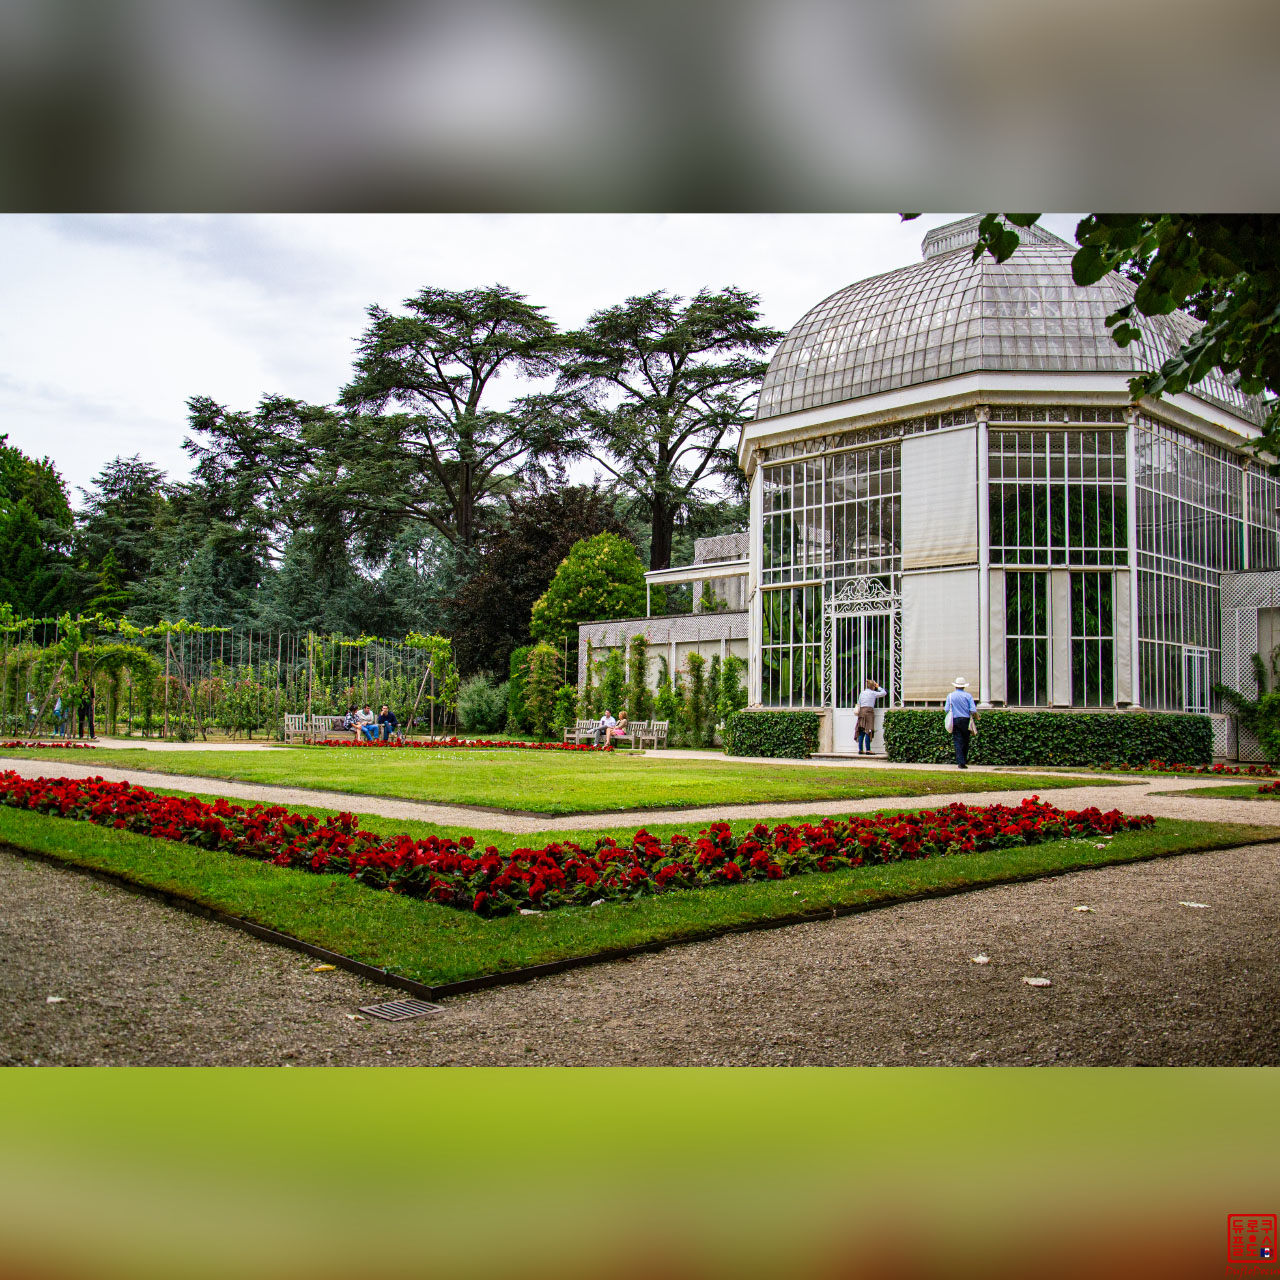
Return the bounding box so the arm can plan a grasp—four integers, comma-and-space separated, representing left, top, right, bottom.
943, 677, 978, 769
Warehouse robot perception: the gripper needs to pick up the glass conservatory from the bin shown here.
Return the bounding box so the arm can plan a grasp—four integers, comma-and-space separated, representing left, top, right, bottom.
739, 216, 1275, 754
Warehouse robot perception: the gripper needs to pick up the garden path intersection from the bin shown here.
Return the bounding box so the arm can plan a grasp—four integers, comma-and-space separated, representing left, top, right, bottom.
2, 744, 1279, 1066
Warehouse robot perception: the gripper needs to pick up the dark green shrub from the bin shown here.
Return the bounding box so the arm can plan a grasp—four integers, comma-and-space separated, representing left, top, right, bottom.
551, 683, 578, 737
522, 643, 563, 739
653, 670, 683, 744
626, 634, 653, 723
718, 653, 748, 724
883, 708, 1213, 767
685, 652, 709, 747
507, 645, 532, 733
723, 710, 820, 759
456, 673, 508, 733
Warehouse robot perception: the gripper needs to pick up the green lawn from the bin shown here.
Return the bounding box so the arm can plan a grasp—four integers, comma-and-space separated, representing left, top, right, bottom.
2, 794, 1274, 989
1149, 783, 1280, 800
0, 746, 1118, 816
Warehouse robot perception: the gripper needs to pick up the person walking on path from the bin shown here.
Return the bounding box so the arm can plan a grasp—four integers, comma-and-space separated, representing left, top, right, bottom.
75, 681, 96, 740
855, 679, 886, 754
944, 677, 977, 769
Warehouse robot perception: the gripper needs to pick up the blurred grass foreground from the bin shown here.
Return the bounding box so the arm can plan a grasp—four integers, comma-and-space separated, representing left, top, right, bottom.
0, 1068, 1277, 1279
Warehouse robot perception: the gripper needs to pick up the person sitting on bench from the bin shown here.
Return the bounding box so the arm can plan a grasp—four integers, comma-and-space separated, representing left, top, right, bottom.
355, 704, 378, 742
593, 709, 616, 746
377, 705, 399, 742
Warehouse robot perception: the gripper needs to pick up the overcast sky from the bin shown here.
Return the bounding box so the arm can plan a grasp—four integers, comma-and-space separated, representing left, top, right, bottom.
0, 212, 1079, 500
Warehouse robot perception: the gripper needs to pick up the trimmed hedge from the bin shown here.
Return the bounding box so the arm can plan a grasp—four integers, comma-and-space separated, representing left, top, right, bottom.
723, 710, 820, 759
883, 708, 1213, 768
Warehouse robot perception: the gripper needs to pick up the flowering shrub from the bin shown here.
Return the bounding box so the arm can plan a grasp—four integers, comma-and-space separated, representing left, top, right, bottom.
1258, 781, 1280, 794
312, 737, 607, 752
0, 741, 97, 750
1102, 760, 1277, 776
0, 771, 1155, 918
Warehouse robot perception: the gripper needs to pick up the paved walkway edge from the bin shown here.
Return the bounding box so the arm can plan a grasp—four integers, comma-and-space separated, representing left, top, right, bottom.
6, 829, 1273, 1007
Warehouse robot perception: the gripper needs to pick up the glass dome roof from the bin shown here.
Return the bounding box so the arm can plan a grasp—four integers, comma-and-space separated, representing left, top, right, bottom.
756, 215, 1264, 427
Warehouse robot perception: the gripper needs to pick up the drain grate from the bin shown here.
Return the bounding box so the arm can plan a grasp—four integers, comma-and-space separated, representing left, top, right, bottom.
357, 998, 444, 1022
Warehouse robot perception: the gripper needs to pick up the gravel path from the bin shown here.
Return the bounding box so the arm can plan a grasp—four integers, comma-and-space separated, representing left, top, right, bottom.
0, 754, 1271, 832
3, 839, 1277, 1065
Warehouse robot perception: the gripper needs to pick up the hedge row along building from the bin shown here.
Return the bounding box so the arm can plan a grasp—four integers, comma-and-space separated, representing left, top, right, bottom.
582, 216, 1277, 757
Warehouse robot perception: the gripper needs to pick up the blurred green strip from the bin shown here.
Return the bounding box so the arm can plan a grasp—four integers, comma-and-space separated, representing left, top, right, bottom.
3, 1068, 1278, 1170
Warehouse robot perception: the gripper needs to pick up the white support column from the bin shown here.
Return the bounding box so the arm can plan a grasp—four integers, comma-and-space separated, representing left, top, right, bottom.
976, 406, 993, 707
1125, 409, 1142, 707
748, 464, 763, 705
1242, 454, 1251, 572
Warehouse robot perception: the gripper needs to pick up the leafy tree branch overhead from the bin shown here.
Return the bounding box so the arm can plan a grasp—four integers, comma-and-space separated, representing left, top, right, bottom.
929, 214, 1280, 447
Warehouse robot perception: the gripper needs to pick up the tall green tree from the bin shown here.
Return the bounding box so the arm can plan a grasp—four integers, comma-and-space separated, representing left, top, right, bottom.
338, 285, 573, 551
84, 549, 129, 617
559, 289, 781, 569
0, 501, 53, 615
76, 455, 170, 607
134, 395, 321, 626
0, 435, 76, 615
960, 214, 1280, 442
183, 395, 321, 559
530, 532, 646, 646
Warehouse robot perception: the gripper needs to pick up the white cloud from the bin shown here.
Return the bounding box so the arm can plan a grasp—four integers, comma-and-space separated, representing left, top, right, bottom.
0, 212, 1081, 497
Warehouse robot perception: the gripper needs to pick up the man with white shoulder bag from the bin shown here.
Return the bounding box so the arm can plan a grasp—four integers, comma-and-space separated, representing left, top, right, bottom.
943, 676, 978, 769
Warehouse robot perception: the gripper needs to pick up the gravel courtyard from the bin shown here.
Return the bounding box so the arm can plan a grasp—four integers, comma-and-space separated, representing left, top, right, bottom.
4, 838, 1276, 1066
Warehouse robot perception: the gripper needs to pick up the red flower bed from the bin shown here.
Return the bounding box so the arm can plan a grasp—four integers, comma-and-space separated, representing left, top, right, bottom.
313, 737, 606, 753
1103, 759, 1276, 777
0, 770, 1156, 918
1258, 781, 1280, 794
0, 741, 97, 750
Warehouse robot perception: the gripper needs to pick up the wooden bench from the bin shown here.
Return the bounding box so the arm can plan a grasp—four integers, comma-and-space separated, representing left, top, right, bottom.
565, 718, 643, 748
564, 719, 598, 745
637, 720, 668, 750
282, 714, 359, 744
603, 720, 641, 750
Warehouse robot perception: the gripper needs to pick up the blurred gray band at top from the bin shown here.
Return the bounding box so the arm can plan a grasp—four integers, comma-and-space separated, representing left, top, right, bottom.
1, 0, 1277, 211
